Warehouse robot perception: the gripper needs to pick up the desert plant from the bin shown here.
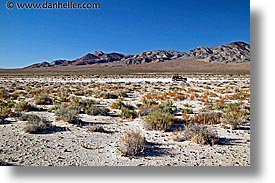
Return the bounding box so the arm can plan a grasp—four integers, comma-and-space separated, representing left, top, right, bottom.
222, 109, 249, 130
16, 101, 37, 112
144, 109, 174, 131
184, 123, 219, 146
100, 92, 118, 99
192, 112, 222, 125
86, 105, 110, 116
119, 130, 145, 157
55, 106, 80, 124
87, 125, 107, 133
23, 115, 52, 134
120, 108, 137, 120
111, 99, 126, 110
159, 101, 176, 115
118, 90, 129, 98
35, 94, 53, 105
141, 99, 158, 109
0, 101, 13, 118
0, 114, 5, 124
182, 108, 193, 114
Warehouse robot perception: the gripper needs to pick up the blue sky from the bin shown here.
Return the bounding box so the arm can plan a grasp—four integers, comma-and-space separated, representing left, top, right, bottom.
0, 0, 250, 68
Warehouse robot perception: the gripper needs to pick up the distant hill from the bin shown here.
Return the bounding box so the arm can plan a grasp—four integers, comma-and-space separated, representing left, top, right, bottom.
26, 41, 250, 69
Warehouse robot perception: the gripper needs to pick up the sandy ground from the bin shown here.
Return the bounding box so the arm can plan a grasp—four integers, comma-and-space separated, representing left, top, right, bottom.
0, 75, 250, 166
0, 114, 250, 166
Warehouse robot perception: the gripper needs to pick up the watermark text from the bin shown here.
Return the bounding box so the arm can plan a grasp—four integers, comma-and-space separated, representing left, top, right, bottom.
6, 1, 100, 10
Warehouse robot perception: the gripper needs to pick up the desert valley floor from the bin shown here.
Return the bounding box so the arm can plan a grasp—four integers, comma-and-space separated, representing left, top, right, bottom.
0, 74, 250, 166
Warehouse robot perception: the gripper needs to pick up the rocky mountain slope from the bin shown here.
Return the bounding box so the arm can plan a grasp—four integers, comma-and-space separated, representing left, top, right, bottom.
26, 41, 250, 68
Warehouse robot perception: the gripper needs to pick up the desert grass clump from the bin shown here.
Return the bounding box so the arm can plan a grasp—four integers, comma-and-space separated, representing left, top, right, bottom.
184, 123, 219, 146
35, 94, 53, 105
111, 99, 126, 110
23, 115, 52, 134
192, 112, 222, 125
55, 106, 80, 124
86, 105, 110, 116
182, 108, 194, 114
119, 130, 145, 157
0, 100, 14, 118
222, 109, 249, 130
16, 101, 37, 112
99, 92, 119, 99
144, 109, 174, 131
159, 101, 177, 115
120, 108, 137, 120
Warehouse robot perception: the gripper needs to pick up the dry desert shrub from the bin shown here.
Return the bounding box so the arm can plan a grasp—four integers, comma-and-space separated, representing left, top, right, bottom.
86, 105, 110, 116
120, 108, 137, 120
0, 114, 5, 124
111, 99, 126, 110
222, 109, 249, 130
119, 130, 145, 157
16, 101, 39, 112
96, 92, 118, 99
35, 94, 53, 105
0, 100, 14, 118
192, 112, 222, 125
23, 115, 52, 134
55, 105, 81, 124
184, 123, 219, 146
87, 125, 107, 133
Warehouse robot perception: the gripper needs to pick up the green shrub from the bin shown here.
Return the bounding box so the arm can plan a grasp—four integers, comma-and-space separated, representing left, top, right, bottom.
215, 102, 240, 111
159, 101, 176, 115
23, 115, 52, 134
0, 102, 13, 118
222, 109, 249, 130
16, 101, 37, 112
142, 99, 158, 108
119, 130, 145, 157
76, 99, 109, 116
55, 106, 80, 124
6, 99, 15, 108
111, 100, 126, 110
120, 108, 137, 120
182, 108, 193, 114
144, 109, 174, 131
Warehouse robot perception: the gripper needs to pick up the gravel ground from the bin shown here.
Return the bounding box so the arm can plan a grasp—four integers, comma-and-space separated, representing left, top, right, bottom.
0, 114, 250, 166
0, 75, 250, 166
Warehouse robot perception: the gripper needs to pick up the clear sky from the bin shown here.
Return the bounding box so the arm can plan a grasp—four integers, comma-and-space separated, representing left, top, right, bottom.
0, 0, 250, 68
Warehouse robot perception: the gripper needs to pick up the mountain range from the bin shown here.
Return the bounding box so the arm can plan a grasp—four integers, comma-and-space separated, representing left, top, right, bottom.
26, 41, 250, 69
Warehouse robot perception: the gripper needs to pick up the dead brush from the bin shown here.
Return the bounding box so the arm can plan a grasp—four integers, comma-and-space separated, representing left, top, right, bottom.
35, 94, 53, 105
191, 112, 222, 125
173, 128, 185, 142
87, 125, 107, 133
119, 130, 145, 157
184, 123, 219, 146
23, 115, 52, 134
